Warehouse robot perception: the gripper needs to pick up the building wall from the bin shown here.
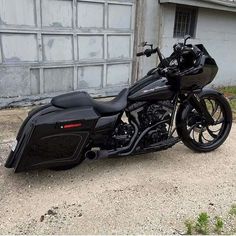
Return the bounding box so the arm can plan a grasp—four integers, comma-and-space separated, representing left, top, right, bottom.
159, 3, 236, 86
0, 0, 235, 107
137, 0, 160, 78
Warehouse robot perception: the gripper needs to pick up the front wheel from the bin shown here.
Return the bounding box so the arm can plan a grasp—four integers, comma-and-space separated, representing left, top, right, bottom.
177, 91, 232, 152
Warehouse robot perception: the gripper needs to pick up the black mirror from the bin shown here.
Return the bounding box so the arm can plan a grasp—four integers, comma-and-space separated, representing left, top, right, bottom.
184, 35, 191, 45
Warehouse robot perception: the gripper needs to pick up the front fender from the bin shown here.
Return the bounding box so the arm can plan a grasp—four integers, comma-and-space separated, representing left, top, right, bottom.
176, 88, 229, 130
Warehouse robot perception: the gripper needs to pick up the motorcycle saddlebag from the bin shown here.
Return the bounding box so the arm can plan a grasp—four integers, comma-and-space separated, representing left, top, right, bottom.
5, 105, 99, 172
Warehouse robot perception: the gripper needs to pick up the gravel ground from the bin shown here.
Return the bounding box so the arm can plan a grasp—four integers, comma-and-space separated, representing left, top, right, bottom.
0, 108, 235, 234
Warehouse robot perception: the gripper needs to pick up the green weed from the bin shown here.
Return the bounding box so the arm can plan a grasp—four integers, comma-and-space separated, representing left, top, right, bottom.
218, 86, 236, 96
184, 219, 194, 235
229, 204, 236, 216
214, 216, 224, 234
195, 212, 210, 235
184, 205, 236, 235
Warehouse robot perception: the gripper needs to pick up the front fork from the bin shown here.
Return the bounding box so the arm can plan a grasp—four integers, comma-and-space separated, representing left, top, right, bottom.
189, 94, 215, 125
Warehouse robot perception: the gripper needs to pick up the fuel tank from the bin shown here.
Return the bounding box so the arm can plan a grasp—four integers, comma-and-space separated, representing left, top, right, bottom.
128, 73, 175, 102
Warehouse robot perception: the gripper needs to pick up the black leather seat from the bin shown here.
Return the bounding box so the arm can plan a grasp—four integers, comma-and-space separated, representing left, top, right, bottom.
51, 88, 129, 115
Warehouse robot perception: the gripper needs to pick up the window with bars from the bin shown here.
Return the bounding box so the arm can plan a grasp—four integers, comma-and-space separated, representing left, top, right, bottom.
173, 6, 198, 38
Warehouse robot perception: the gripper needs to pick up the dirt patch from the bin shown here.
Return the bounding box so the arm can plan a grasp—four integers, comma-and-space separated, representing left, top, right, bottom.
0, 107, 235, 234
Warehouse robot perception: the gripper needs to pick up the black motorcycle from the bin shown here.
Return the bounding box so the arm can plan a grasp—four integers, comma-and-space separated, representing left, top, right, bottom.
5, 35, 232, 172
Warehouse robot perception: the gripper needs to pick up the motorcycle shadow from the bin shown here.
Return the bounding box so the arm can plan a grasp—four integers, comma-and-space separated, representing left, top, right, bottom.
4, 143, 196, 188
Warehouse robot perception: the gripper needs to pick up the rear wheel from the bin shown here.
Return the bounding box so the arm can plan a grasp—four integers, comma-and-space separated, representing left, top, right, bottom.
177, 92, 232, 152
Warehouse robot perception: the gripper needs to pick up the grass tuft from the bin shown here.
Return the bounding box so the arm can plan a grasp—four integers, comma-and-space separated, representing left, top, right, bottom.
229, 204, 236, 216
218, 86, 236, 96
184, 205, 236, 235
185, 219, 194, 235
195, 212, 210, 235
217, 86, 236, 118
214, 216, 224, 234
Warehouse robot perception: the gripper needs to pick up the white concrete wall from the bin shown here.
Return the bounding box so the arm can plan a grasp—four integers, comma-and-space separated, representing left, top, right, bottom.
141, 0, 160, 76
135, 0, 160, 78
159, 3, 236, 86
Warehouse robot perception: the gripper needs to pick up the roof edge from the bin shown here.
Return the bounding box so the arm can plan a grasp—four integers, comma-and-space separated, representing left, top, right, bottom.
159, 0, 236, 12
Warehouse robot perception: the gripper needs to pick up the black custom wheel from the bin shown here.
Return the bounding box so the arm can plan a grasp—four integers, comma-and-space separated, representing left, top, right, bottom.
177, 92, 232, 152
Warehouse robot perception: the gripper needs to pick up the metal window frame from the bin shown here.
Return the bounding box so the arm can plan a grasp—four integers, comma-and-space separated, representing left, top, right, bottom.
173, 5, 198, 38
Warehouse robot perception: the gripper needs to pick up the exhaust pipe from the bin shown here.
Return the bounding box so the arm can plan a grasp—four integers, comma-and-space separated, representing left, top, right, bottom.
85, 150, 98, 160
85, 150, 109, 160
84, 121, 139, 160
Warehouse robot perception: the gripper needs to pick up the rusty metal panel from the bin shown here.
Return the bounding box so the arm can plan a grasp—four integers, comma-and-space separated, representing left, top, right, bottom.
78, 35, 104, 60
0, 0, 36, 26
78, 65, 103, 89
108, 3, 132, 29
42, 0, 73, 28
77, 1, 104, 28
42, 35, 73, 61
106, 64, 130, 86
44, 67, 73, 93
108, 35, 131, 59
1, 34, 38, 62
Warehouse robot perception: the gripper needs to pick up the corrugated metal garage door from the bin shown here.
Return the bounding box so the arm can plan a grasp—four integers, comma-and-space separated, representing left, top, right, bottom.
0, 0, 135, 104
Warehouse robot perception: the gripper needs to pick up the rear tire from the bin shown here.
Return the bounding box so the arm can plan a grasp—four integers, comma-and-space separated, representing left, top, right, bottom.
177, 91, 232, 152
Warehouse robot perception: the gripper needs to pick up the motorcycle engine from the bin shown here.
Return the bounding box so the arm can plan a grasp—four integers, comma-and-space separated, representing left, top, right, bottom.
139, 103, 171, 128
108, 102, 173, 149
138, 102, 172, 145
110, 122, 135, 148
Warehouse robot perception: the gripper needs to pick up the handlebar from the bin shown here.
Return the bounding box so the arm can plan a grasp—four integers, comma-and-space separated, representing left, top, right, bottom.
136, 42, 203, 77
136, 51, 145, 57
136, 48, 158, 58
137, 47, 165, 66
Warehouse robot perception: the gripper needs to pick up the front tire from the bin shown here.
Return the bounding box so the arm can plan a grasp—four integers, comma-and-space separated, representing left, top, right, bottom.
177, 91, 232, 152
